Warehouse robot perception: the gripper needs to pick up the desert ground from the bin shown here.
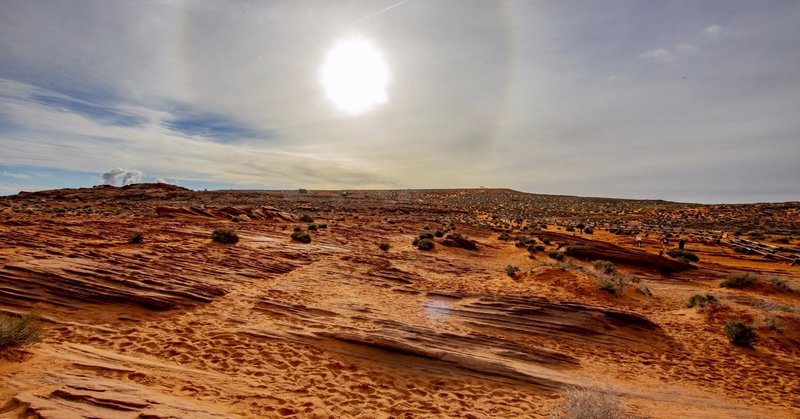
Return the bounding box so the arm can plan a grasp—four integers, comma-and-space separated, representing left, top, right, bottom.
1, 184, 798, 418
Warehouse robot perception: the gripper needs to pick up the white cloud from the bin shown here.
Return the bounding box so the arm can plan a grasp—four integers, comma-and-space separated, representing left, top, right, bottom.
0, 170, 31, 179
101, 168, 143, 186
675, 43, 701, 55
640, 48, 675, 63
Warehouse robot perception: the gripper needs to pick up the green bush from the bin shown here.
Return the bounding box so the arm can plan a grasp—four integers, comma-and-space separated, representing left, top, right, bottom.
307, 223, 318, 231
769, 277, 789, 290
548, 251, 565, 261
128, 233, 144, 244
230, 215, 241, 223
505, 265, 520, 277
291, 230, 311, 243
419, 231, 434, 240
434, 230, 444, 238
379, 242, 390, 251
600, 281, 617, 296
211, 228, 239, 244
687, 294, 718, 309
592, 260, 616, 275
527, 244, 545, 254
417, 238, 435, 250
666, 248, 699, 262
724, 321, 756, 347
498, 232, 511, 241
299, 214, 315, 223
0, 313, 44, 350
720, 273, 757, 288
318, 224, 328, 229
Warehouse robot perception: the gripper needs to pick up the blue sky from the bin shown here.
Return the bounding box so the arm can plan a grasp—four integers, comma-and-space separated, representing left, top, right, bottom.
1, 0, 798, 203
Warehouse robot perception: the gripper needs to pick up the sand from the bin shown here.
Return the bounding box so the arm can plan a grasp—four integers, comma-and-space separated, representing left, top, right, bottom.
1, 185, 798, 418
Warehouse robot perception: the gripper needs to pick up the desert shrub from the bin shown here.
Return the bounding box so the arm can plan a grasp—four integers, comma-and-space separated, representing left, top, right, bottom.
687, 294, 718, 309
299, 214, 315, 223
417, 238, 435, 250
553, 386, 627, 419
600, 281, 617, 296
379, 242, 390, 252
386, 219, 396, 224
666, 248, 699, 262
542, 238, 551, 245
576, 223, 585, 230
724, 321, 757, 347
505, 265, 520, 277
720, 273, 757, 288
298, 188, 308, 194
293, 226, 302, 232
291, 230, 311, 243
583, 227, 594, 234
419, 231, 434, 240
412, 237, 420, 246
0, 313, 44, 350
498, 232, 511, 241
769, 277, 789, 290
527, 244, 545, 254
775, 236, 791, 244
307, 223, 318, 231
128, 233, 144, 244
592, 260, 616, 275
565, 226, 575, 232
434, 230, 444, 238
230, 215, 241, 223
318, 224, 327, 229
548, 251, 565, 261
211, 228, 239, 244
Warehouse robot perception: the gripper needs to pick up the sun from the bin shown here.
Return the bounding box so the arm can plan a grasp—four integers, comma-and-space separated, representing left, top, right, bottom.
321, 37, 389, 114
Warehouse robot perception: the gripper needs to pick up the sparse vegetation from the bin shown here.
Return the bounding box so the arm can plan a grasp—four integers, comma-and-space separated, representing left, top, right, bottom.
307, 223, 318, 231
505, 265, 520, 278
548, 251, 565, 261
592, 260, 616, 275
231, 215, 241, 222
552, 386, 633, 419
417, 238, 435, 250
128, 232, 144, 244
379, 242, 390, 251
600, 281, 617, 296
687, 294, 718, 309
724, 321, 757, 347
211, 228, 239, 244
769, 277, 789, 290
666, 248, 699, 263
299, 214, 315, 223
498, 232, 511, 241
291, 230, 311, 243
419, 231, 435, 240
720, 273, 757, 289
0, 313, 44, 351
434, 230, 444, 238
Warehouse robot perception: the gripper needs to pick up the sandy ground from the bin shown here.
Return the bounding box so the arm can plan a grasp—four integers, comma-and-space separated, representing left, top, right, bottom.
1, 186, 798, 418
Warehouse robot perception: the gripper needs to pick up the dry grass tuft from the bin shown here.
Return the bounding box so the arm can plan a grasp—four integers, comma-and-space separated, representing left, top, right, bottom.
1, 313, 44, 351
552, 386, 644, 419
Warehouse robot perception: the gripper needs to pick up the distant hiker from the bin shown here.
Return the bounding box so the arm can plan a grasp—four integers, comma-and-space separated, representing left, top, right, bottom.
679, 238, 685, 250
635, 235, 642, 247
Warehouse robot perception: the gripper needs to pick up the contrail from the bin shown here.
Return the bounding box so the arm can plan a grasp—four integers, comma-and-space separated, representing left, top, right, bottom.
354, 0, 412, 24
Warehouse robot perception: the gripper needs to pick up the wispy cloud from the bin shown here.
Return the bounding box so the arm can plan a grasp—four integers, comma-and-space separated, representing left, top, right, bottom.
0, 1, 798, 202
0, 170, 30, 179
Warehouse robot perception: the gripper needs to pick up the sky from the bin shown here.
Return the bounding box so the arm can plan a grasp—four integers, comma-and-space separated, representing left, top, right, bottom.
1, 0, 798, 203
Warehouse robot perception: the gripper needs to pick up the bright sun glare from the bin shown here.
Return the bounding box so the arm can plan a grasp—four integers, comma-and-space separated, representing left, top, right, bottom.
321, 37, 389, 114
